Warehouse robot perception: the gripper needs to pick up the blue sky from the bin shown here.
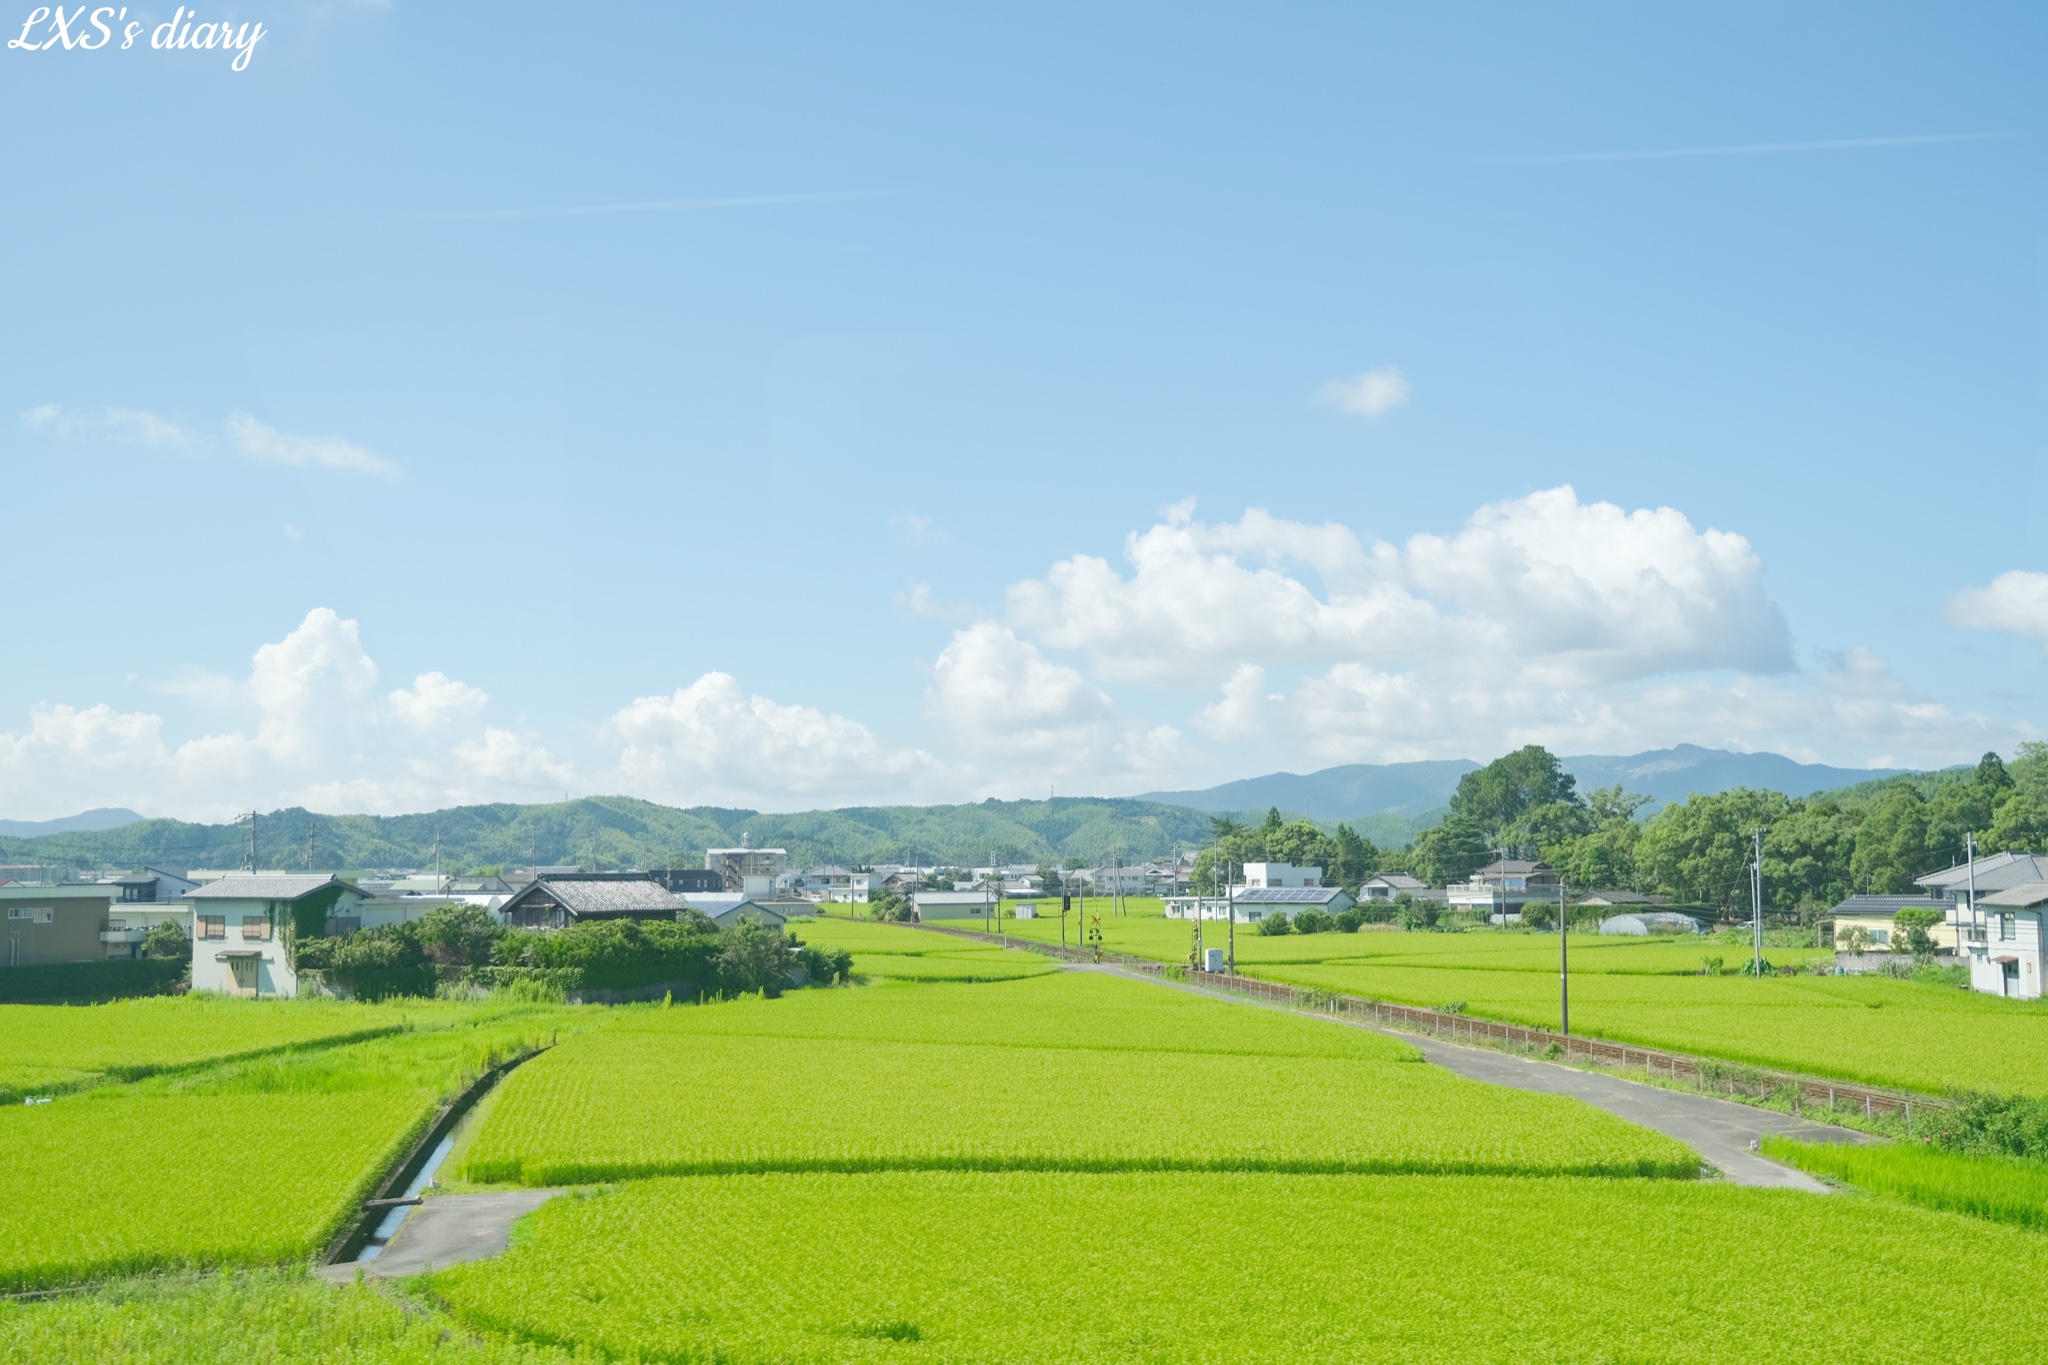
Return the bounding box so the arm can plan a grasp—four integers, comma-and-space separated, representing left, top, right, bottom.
3, 1, 2046, 820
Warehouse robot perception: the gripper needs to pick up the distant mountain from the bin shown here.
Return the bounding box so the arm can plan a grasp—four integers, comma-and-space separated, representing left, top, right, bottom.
1140, 746, 1912, 827
0, 795, 1214, 876
1561, 745, 1910, 808
0, 807, 144, 838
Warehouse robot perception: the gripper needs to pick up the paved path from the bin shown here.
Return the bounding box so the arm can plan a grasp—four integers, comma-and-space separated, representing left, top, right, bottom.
1079, 965, 1873, 1190
318, 1190, 562, 1282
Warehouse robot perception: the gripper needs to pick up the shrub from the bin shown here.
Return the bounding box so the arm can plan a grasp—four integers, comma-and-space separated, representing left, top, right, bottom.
140, 922, 191, 960
1256, 914, 1294, 937
1293, 908, 1336, 935
0, 959, 186, 1005
1333, 908, 1367, 933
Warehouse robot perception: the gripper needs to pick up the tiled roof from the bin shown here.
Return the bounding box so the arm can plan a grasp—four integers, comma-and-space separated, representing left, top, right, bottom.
1979, 881, 2048, 909
187, 875, 354, 901
1829, 894, 1946, 917
527, 877, 687, 916
1916, 852, 2048, 891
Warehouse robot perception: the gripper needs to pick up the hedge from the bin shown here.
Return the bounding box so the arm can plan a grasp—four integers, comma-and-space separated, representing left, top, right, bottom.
0, 959, 187, 1004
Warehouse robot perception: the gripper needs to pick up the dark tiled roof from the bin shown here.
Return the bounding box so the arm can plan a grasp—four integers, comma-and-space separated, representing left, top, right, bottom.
1829, 894, 1946, 917
523, 877, 687, 916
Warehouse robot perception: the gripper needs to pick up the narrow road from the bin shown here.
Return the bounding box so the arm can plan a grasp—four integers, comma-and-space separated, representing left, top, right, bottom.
1080, 965, 1873, 1190
317, 1190, 562, 1281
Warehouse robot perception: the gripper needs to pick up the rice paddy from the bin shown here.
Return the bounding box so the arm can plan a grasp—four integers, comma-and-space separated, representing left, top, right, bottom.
1764, 1136, 2048, 1229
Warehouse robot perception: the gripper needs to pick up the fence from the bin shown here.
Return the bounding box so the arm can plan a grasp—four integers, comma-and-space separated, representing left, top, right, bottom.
907, 921, 1944, 1121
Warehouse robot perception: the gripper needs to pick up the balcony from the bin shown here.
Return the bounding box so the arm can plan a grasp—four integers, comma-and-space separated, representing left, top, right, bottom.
98, 927, 147, 944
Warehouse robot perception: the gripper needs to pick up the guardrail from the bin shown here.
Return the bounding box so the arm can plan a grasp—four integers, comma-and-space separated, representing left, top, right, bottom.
903, 920, 1946, 1121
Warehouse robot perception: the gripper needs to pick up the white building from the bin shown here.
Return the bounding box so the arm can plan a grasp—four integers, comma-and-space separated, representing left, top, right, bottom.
1360, 873, 1429, 902
1241, 863, 1322, 889
186, 874, 370, 998
1967, 882, 2048, 999
1164, 887, 1355, 923
706, 842, 789, 898
913, 890, 995, 920
94, 868, 198, 958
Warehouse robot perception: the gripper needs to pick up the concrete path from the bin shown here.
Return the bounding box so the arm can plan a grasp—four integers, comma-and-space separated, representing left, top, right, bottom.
1080, 965, 1873, 1190
318, 1190, 562, 1282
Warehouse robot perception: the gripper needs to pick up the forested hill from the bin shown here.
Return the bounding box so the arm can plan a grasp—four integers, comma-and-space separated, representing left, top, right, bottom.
0, 795, 1218, 876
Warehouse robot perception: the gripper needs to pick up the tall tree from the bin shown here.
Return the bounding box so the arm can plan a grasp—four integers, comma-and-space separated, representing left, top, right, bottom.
1449, 745, 1581, 845
1410, 815, 1491, 887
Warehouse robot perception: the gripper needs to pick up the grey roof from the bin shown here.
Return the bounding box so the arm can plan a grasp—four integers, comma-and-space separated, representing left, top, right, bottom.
1578, 889, 1657, 905
1364, 873, 1426, 888
1916, 852, 2048, 892
509, 876, 687, 917
1477, 859, 1551, 876
1979, 881, 2048, 909
1235, 887, 1350, 904
1829, 894, 1947, 918
186, 875, 357, 902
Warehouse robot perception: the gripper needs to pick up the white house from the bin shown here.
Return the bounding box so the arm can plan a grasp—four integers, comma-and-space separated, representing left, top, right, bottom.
1359, 873, 1428, 902
187, 874, 370, 998
1165, 887, 1355, 923
1241, 863, 1322, 889
913, 890, 995, 920
1967, 882, 2048, 999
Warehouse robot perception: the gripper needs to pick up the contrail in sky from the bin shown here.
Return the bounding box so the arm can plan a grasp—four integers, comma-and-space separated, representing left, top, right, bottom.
1493, 131, 2014, 167
385, 192, 860, 225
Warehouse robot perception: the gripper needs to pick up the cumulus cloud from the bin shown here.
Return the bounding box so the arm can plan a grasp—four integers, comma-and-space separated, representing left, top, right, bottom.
926, 623, 1192, 789
611, 673, 947, 808
0, 611, 558, 820
227, 413, 398, 477
1009, 486, 1789, 689
1318, 367, 1410, 417
1949, 571, 2048, 651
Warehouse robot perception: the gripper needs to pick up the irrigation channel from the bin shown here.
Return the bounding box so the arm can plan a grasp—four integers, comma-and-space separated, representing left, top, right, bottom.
318, 1047, 560, 1282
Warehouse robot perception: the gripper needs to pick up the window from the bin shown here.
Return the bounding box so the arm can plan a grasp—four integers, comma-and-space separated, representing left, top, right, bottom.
240, 916, 272, 942
1869, 928, 1890, 946
198, 915, 226, 940
2001, 914, 2016, 942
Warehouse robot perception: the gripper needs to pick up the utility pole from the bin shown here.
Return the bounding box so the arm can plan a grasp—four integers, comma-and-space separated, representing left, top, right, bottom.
530, 832, 538, 882
1751, 828, 1764, 979
303, 827, 315, 872
1558, 878, 1570, 1037
242, 810, 258, 873
1966, 831, 1980, 959
433, 830, 444, 890
1226, 856, 1236, 976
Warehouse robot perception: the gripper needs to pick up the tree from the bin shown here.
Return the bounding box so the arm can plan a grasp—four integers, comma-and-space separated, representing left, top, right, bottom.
714, 917, 796, 995
1635, 787, 1795, 913
1989, 792, 2048, 854
1449, 746, 1580, 845
416, 903, 502, 967
1849, 786, 1932, 894
1330, 824, 1381, 888
1505, 801, 1594, 859
1894, 907, 1942, 956
1410, 815, 1490, 887
1264, 821, 1338, 878
1542, 787, 1648, 891
140, 920, 189, 960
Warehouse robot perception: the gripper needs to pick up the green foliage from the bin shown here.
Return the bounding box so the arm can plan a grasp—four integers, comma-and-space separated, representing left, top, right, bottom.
0, 958, 185, 1006
1191, 816, 1341, 893
140, 920, 191, 960
1922, 1091, 2048, 1160
460, 971, 1694, 1186
431, 1170, 2048, 1364
1409, 815, 1490, 887
1254, 912, 1294, 937
1765, 1137, 2048, 1230
1449, 745, 1580, 843
1291, 908, 1336, 935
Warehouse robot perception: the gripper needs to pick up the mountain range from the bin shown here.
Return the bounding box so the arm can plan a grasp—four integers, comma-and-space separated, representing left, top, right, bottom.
1138, 745, 1911, 825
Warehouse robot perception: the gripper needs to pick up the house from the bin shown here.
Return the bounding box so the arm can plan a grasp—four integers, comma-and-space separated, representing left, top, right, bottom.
1241, 862, 1323, 889
648, 868, 725, 895
1448, 860, 1562, 919
1163, 896, 1240, 922
1967, 882, 2048, 999
1597, 911, 1706, 936
1907, 851, 2048, 997
2, 882, 121, 967
497, 874, 691, 930
1167, 887, 1355, 923
790, 866, 875, 904
186, 874, 370, 998
94, 868, 198, 958
1360, 873, 1429, 902
679, 894, 788, 930
1826, 894, 1958, 954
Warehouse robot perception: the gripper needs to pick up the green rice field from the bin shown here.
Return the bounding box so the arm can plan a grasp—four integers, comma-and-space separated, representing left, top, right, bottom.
427, 1169, 2048, 1364
902, 907, 2048, 1095
0, 1012, 564, 1291
1764, 1136, 2048, 1229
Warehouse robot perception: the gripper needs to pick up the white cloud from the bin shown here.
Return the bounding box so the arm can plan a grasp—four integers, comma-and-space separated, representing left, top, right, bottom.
226, 413, 398, 477
1318, 367, 1410, 417
1008, 486, 1788, 688
389, 672, 490, 730
1949, 571, 2048, 651
0, 611, 547, 820
22, 405, 197, 448
926, 622, 1192, 789
610, 673, 946, 808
